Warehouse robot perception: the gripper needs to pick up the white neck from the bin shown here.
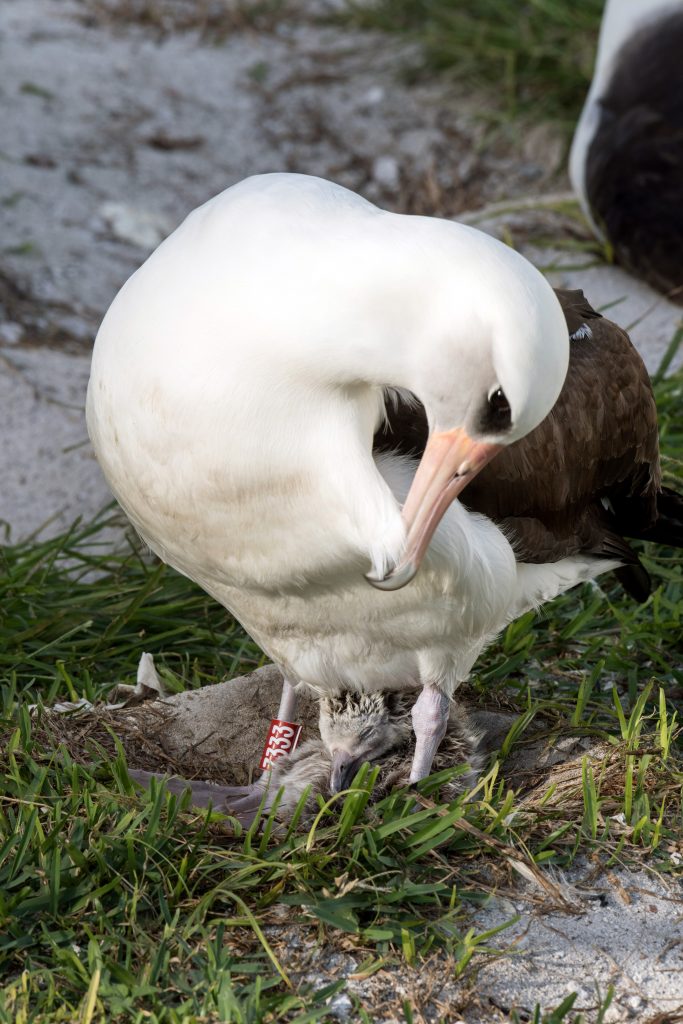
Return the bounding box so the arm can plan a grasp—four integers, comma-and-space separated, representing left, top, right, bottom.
597, 0, 678, 72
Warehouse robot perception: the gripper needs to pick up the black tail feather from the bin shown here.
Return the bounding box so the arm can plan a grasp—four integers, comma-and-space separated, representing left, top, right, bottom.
615, 563, 652, 603
638, 486, 683, 548
612, 487, 682, 602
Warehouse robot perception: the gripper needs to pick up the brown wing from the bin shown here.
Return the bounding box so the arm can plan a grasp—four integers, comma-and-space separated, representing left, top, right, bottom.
374, 289, 662, 591
464, 293, 660, 561
553, 287, 603, 336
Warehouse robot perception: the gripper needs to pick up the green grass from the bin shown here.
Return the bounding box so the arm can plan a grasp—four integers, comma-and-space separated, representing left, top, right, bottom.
3, 5, 679, 1018
1, 362, 682, 1021
0, 512, 264, 702
346, 0, 603, 127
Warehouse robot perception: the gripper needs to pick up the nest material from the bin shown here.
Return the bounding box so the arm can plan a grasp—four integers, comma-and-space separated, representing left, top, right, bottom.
37, 665, 318, 787
32, 661, 628, 812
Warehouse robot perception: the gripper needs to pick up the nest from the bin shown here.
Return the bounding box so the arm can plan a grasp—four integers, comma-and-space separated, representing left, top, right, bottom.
33, 663, 320, 787
30, 657, 639, 817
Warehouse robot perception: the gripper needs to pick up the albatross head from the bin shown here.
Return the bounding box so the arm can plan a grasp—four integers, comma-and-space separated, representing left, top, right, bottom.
366, 224, 570, 590
320, 691, 413, 793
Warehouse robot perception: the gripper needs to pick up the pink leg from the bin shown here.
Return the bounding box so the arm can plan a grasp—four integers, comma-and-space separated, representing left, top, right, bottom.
409, 685, 450, 783
218, 676, 300, 820
274, 678, 298, 730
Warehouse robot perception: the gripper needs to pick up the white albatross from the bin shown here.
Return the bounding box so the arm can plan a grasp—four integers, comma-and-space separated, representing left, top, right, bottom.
86, 172, 621, 810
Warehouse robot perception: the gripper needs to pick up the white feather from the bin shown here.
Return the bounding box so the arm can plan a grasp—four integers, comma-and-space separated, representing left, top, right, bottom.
87, 173, 607, 703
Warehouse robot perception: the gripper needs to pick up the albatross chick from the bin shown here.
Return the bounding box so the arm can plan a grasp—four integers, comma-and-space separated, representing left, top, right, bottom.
222, 690, 483, 824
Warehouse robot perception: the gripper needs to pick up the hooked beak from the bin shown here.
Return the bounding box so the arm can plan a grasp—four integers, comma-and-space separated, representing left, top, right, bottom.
367, 427, 502, 591
329, 751, 363, 794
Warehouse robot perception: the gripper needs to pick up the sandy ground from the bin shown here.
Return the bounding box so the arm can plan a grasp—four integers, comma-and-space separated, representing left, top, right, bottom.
2, 1, 683, 1019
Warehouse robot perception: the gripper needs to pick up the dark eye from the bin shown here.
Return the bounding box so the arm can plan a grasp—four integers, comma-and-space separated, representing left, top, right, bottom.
489, 388, 510, 418
480, 387, 511, 433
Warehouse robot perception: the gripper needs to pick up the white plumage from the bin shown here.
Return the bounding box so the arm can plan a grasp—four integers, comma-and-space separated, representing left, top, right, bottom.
87, 173, 606, 796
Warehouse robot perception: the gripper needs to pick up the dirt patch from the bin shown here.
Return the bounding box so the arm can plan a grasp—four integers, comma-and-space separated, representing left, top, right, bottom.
37, 664, 320, 785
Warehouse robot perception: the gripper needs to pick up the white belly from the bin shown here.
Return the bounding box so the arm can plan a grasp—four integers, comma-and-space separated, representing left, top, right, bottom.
198, 517, 515, 696
88, 357, 620, 696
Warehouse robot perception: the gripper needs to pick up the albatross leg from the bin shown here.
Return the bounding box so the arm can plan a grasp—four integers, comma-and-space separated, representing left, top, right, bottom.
408, 686, 450, 783
274, 676, 298, 725
129, 678, 302, 826
220, 676, 301, 822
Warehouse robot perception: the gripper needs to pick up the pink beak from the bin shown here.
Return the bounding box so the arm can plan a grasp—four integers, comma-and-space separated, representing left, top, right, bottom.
367, 427, 502, 590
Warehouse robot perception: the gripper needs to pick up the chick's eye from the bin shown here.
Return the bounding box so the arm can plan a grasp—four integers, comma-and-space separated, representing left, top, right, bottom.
482, 387, 511, 432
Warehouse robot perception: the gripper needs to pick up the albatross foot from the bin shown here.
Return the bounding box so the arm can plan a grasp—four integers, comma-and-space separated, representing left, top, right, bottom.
219, 782, 267, 803
127, 768, 231, 808
221, 784, 271, 815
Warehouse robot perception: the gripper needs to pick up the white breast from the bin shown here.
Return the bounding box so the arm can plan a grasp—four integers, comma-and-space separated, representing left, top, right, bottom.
189, 453, 520, 695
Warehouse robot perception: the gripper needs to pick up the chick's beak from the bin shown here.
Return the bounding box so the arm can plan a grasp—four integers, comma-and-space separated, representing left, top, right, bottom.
329, 751, 363, 794
367, 427, 502, 591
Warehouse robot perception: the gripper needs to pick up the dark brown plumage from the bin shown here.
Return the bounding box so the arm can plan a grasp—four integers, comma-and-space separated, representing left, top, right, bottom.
374, 288, 681, 601
583, 10, 683, 303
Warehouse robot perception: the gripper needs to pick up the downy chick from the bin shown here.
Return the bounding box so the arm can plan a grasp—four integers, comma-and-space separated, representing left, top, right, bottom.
264, 690, 483, 820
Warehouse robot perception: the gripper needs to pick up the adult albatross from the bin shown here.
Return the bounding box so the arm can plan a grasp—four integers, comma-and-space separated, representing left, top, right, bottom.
86, 173, 680, 812
569, 0, 683, 300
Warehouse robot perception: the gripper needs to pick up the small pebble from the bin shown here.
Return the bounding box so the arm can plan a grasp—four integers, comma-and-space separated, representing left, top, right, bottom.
100, 201, 174, 250
623, 994, 647, 1018
329, 993, 353, 1019
363, 85, 385, 106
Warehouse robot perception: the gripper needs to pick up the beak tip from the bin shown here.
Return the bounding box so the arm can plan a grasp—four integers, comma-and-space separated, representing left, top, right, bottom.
365, 561, 418, 591
329, 754, 364, 793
